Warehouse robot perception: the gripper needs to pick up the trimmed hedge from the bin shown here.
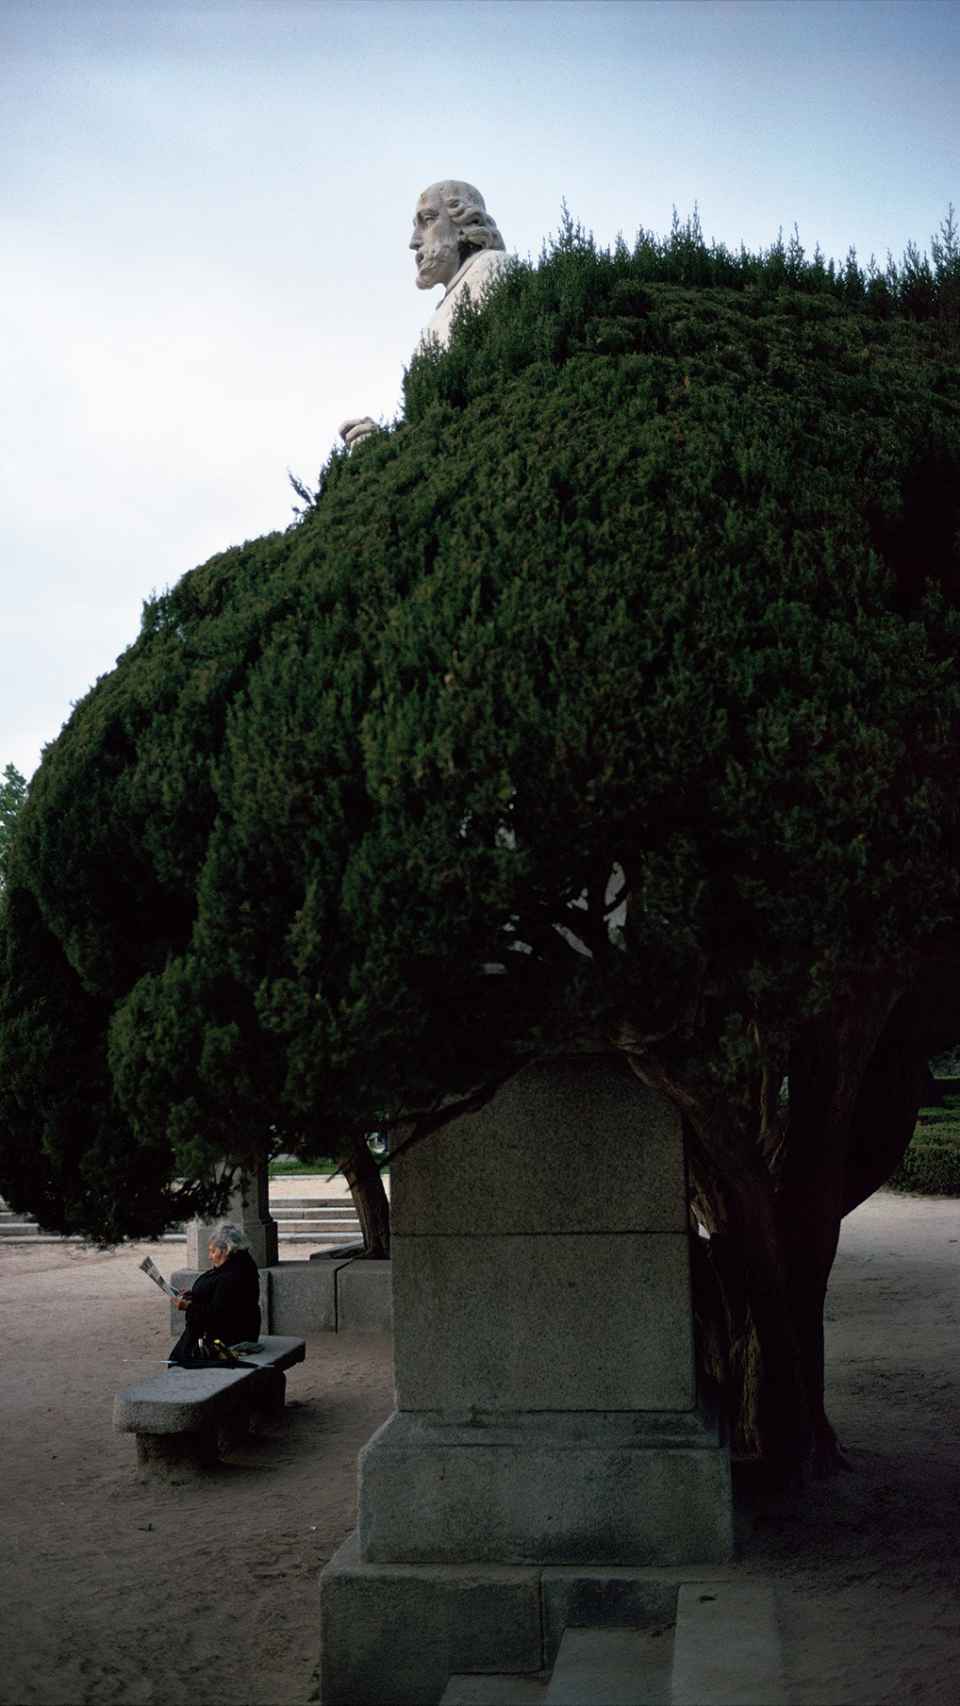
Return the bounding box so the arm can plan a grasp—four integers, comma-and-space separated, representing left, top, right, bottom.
889, 1083, 960, 1195
3, 215, 960, 1243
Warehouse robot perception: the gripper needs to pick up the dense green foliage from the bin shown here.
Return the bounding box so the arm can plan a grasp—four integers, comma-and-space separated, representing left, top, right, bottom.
891, 1082, 960, 1195
268, 1159, 337, 1176
2, 211, 959, 1256
0, 763, 28, 892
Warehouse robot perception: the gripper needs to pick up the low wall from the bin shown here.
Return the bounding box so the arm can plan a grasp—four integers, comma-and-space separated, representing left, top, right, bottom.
169, 1257, 393, 1336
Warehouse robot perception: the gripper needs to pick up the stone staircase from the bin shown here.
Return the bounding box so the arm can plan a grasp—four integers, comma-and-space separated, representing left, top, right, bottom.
270, 1198, 362, 1245
440, 1626, 671, 1703
0, 1195, 361, 1247
439, 1583, 784, 1706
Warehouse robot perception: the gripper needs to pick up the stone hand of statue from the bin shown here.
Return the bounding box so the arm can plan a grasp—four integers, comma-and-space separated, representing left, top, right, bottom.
339, 416, 379, 451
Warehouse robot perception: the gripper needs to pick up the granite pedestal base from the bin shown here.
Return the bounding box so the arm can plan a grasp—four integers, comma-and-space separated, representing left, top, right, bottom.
358, 1408, 732, 1566
319, 1059, 733, 1704
320, 1537, 743, 1706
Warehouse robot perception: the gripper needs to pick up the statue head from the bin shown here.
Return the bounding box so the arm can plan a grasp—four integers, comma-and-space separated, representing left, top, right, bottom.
409, 180, 505, 291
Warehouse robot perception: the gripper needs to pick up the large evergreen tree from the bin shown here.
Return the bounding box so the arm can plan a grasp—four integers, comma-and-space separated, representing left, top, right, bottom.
2, 214, 959, 1464
0, 763, 28, 892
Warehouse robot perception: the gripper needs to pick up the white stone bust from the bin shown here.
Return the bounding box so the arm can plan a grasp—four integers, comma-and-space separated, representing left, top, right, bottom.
340, 180, 510, 450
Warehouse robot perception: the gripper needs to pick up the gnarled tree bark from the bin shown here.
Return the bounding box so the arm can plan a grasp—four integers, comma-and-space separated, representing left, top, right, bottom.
620, 973, 940, 1474
341, 1135, 391, 1259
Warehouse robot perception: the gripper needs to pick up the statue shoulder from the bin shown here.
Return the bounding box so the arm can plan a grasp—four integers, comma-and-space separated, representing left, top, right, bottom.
425, 250, 514, 350
468, 248, 513, 284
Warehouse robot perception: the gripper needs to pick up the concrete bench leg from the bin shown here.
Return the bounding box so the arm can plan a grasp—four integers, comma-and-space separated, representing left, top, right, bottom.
252, 1368, 287, 1418
136, 1428, 221, 1471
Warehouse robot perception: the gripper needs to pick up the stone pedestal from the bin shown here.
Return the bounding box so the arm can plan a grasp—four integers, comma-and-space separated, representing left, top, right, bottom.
320, 1057, 732, 1704
185, 1158, 278, 1269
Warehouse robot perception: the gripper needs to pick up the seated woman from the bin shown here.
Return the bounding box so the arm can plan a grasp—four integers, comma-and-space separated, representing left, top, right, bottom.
169, 1222, 261, 1365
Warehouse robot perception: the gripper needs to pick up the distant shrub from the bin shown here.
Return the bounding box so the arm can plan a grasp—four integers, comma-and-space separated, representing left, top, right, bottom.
268, 1158, 336, 1176
889, 1083, 960, 1194
889, 1136, 960, 1196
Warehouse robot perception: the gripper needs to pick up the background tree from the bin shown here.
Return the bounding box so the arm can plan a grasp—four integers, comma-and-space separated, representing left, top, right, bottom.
2, 213, 959, 1465
0, 763, 28, 893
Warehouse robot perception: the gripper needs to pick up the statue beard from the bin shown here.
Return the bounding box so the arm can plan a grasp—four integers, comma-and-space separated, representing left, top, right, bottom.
415, 230, 462, 291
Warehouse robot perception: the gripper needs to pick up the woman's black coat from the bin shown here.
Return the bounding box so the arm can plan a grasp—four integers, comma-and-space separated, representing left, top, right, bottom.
169, 1248, 261, 1364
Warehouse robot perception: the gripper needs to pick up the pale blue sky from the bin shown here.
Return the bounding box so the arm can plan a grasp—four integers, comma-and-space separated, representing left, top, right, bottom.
2, 0, 958, 779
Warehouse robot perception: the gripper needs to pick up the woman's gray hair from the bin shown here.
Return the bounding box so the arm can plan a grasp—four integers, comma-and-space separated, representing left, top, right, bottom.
209, 1222, 250, 1255
431, 179, 505, 256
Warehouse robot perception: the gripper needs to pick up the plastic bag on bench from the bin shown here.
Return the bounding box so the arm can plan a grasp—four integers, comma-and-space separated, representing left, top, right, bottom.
168, 1334, 259, 1370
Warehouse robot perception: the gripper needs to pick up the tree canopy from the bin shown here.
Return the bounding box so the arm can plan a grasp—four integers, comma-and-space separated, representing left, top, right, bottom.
2, 211, 959, 1460
0, 763, 28, 893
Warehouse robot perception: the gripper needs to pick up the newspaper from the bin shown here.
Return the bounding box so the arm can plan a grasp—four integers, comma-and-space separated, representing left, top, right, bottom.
139, 1255, 184, 1299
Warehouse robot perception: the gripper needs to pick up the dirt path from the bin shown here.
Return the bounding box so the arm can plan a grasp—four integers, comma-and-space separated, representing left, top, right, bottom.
0, 1191, 957, 1704
0, 1239, 394, 1706
737, 1192, 960, 1703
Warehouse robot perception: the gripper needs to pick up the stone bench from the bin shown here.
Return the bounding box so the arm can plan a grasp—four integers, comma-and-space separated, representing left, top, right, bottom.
114, 1335, 306, 1470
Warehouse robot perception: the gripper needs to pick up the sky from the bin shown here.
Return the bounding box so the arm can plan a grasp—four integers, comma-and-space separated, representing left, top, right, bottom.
2, 0, 958, 781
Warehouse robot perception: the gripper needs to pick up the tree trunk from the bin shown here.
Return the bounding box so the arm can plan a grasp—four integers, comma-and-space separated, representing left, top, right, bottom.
779, 989, 912, 1464
622, 1051, 815, 1467
842, 1010, 937, 1215
342, 1135, 391, 1258
686, 1148, 814, 1469
625, 982, 905, 1473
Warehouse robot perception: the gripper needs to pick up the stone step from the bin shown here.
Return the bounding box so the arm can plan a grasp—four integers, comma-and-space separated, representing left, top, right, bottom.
275, 1218, 362, 1228
271, 1207, 359, 1219
544, 1628, 673, 1706
273, 1218, 359, 1227
271, 1196, 356, 1210
440, 1675, 550, 1704
670, 1582, 785, 1706
1, 1233, 82, 1243
439, 1626, 674, 1706
278, 1233, 363, 1245
272, 1220, 359, 1234
0, 1234, 367, 1248
0, 1225, 361, 1245
443, 1588, 784, 1706
0, 1195, 363, 1244
0, 1197, 358, 1217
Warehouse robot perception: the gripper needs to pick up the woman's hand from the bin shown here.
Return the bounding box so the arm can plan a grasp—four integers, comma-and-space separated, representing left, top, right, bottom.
174, 1292, 192, 1311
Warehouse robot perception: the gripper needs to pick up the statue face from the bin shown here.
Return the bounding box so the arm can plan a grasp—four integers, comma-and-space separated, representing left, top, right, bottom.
409, 188, 462, 291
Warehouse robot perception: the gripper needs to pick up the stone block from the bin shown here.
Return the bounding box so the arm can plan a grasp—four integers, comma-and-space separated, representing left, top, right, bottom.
392, 1058, 686, 1237
671, 1582, 785, 1706
539, 1569, 678, 1668
336, 1258, 394, 1332
440, 1678, 549, 1704
545, 1627, 674, 1705
393, 1234, 694, 1413
114, 1367, 251, 1435
320, 1530, 542, 1706
322, 1058, 733, 1700
358, 1411, 733, 1566
269, 1260, 343, 1333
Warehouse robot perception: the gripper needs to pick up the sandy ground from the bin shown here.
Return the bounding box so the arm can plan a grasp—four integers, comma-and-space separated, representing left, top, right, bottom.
0, 1191, 957, 1705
